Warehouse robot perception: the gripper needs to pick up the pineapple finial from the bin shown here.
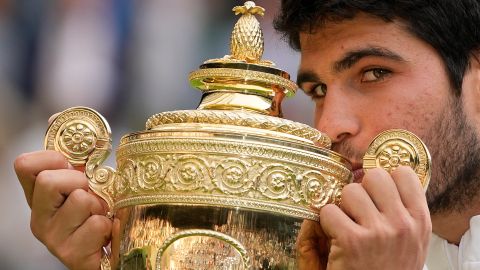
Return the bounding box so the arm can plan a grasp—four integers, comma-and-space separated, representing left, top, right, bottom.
230, 1, 265, 63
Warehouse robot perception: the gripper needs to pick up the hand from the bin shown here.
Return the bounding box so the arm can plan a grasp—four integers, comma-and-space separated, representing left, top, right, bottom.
14, 150, 112, 270
297, 166, 431, 270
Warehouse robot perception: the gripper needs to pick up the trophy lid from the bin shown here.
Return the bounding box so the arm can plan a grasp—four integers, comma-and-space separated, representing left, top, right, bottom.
146, 1, 331, 148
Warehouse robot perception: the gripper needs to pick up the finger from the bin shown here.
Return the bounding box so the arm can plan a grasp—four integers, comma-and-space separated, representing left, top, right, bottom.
391, 166, 429, 217
111, 217, 121, 265
340, 183, 380, 226
72, 214, 112, 254
14, 150, 73, 207
57, 215, 112, 270
50, 189, 106, 242
31, 169, 89, 234
361, 168, 404, 215
297, 220, 327, 270
319, 204, 359, 239
48, 112, 61, 125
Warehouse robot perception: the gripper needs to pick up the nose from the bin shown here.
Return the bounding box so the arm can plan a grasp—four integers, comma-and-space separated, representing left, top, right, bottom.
314, 87, 360, 144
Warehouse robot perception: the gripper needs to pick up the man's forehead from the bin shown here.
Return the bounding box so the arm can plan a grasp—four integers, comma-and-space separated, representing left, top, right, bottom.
298, 14, 408, 52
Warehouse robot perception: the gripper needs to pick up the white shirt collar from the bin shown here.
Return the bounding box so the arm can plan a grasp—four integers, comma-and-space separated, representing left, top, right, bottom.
425, 215, 480, 270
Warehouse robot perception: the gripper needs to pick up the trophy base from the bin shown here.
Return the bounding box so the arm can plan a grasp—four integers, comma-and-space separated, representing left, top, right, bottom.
114, 204, 303, 270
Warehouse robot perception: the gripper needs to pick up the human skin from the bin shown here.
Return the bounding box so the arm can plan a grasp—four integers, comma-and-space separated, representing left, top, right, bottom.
14, 150, 112, 270
296, 13, 480, 269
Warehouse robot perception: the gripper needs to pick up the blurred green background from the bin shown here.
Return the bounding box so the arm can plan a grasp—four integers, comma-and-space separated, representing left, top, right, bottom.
0, 0, 313, 268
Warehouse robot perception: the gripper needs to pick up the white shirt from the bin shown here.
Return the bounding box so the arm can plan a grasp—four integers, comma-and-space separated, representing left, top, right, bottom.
424, 215, 480, 270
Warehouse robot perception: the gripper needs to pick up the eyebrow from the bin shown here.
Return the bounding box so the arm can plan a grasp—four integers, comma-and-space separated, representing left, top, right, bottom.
333, 47, 406, 73
297, 47, 406, 88
296, 71, 322, 90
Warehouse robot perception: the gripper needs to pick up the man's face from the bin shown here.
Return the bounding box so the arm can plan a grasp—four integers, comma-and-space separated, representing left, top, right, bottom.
298, 14, 480, 215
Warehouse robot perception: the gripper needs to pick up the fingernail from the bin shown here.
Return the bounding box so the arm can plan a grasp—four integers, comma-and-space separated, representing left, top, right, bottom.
67, 163, 75, 170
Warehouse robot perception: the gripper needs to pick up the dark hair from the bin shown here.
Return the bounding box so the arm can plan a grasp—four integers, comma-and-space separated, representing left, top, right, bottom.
274, 0, 480, 93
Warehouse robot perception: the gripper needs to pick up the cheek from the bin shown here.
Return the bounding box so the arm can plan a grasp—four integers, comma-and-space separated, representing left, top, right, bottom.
385, 68, 450, 133
361, 91, 440, 137
399, 93, 444, 137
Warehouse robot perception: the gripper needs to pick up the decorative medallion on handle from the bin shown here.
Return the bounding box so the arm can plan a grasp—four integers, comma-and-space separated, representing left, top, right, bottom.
363, 129, 431, 189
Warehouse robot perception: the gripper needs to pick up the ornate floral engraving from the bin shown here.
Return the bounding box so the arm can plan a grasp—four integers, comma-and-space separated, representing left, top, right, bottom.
258, 165, 295, 200
378, 143, 413, 172
137, 155, 165, 189
170, 156, 209, 191
301, 171, 339, 208
117, 159, 136, 194
60, 121, 97, 155
108, 137, 352, 219
214, 158, 254, 194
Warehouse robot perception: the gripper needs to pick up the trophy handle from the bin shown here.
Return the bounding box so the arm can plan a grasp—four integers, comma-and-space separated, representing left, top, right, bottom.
45, 107, 116, 270
44, 106, 116, 214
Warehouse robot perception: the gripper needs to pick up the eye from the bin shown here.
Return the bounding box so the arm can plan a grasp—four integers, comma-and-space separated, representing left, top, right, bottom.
361, 68, 391, 82
307, 83, 327, 100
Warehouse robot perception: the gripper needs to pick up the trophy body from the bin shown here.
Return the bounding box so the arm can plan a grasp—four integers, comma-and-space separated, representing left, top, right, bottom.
44, 2, 430, 269
105, 111, 351, 269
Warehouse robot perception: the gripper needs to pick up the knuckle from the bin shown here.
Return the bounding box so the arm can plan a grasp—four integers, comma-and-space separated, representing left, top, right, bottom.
393, 217, 414, 237
68, 189, 92, 210
36, 170, 56, 192
364, 229, 381, 244
365, 224, 388, 242
407, 206, 431, 233
412, 207, 431, 223
30, 217, 43, 241
88, 215, 112, 236
13, 153, 30, 174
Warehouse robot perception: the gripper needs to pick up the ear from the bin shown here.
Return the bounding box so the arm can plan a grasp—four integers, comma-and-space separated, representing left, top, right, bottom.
461, 51, 480, 130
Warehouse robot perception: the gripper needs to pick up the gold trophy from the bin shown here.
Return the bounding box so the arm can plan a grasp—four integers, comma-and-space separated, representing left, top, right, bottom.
44, 2, 431, 269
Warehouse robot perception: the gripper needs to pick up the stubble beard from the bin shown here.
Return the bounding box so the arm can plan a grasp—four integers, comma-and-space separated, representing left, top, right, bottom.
331, 97, 480, 215
424, 97, 480, 215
